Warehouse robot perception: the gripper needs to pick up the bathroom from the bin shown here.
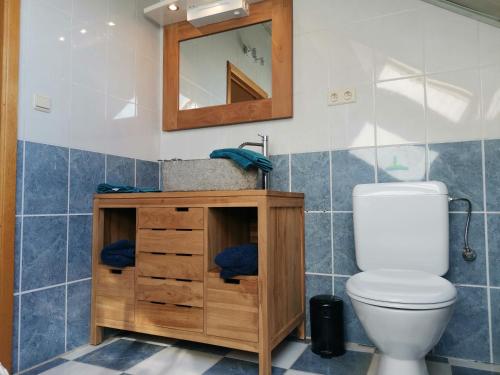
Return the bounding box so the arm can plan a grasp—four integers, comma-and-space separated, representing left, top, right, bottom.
0, 0, 500, 374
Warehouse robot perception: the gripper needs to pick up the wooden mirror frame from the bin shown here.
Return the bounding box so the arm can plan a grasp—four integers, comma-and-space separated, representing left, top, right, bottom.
163, 0, 292, 132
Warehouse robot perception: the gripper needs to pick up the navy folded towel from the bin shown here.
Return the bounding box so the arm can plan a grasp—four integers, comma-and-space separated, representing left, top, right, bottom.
101, 240, 135, 268
214, 243, 258, 279
209, 148, 273, 173
97, 183, 160, 194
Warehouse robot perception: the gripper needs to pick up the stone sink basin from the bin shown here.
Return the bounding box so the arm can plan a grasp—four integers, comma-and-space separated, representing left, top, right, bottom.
162, 159, 261, 191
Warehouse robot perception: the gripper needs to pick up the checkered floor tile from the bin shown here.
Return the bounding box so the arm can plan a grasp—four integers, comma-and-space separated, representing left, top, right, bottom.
16, 335, 500, 375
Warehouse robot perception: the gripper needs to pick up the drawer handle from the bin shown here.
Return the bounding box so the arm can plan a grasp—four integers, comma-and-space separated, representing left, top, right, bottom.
175, 253, 192, 257
110, 269, 123, 275
175, 278, 192, 283
151, 228, 166, 231
175, 207, 189, 212
151, 276, 166, 280
175, 304, 192, 309
224, 279, 240, 285
175, 229, 193, 232
150, 301, 166, 305
150, 252, 166, 256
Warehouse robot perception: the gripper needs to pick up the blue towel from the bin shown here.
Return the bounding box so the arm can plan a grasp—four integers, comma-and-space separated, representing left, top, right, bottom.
101, 240, 135, 268
215, 243, 258, 279
210, 148, 273, 173
97, 183, 160, 194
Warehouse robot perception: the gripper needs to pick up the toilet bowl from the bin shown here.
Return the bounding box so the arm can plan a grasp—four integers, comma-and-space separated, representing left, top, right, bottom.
347, 269, 456, 375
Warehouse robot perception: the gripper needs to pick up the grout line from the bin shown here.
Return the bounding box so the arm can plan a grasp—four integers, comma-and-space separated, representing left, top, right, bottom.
329, 150, 335, 294
13, 278, 93, 297
17, 140, 26, 374
481, 139, 494, 363
64, 149, 71, 352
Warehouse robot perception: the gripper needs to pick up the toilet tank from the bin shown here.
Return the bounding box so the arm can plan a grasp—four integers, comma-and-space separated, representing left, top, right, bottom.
352, 181, 449, 276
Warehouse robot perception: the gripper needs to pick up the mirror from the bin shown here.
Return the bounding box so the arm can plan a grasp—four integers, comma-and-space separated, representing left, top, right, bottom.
179, 22, 272, 110
163, 0, 292, 131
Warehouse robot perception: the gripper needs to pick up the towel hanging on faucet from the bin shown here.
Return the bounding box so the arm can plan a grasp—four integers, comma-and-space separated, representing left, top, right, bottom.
210, 148, 273, 172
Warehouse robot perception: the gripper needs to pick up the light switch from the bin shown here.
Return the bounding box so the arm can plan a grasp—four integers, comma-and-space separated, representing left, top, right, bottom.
33, 94, 51, 113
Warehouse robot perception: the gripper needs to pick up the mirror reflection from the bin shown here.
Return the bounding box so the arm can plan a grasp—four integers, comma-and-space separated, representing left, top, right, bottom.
179, 21, 272, 110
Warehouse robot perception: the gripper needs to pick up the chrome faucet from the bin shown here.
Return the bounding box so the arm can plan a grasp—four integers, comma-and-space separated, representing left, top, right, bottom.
238, 134, 269, 189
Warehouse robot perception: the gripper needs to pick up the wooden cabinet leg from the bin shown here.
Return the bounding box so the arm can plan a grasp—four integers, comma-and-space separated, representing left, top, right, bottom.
90, 324, 103, 345
258, 348, 272, 375
297, 319, 306, 340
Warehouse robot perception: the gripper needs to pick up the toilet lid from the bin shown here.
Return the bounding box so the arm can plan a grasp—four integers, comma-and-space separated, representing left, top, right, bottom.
346, 269, 456, 307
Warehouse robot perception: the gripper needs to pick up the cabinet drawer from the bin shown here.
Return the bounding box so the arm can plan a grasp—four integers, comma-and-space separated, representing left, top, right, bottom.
136, 301, 203, 332
206, 273, 259, 342
137, 253, 203, 281
95, 295, 135, 325
137, 229, 203, 255
96, 265, 134, 300
138, 207, 203, 230
137, 277, 203, 307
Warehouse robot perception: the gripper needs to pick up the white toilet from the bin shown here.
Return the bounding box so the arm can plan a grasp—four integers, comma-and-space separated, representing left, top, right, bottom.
346, 181, 457, 375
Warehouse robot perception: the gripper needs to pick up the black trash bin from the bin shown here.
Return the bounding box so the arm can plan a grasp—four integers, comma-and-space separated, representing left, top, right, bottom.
310, 295, 345, 358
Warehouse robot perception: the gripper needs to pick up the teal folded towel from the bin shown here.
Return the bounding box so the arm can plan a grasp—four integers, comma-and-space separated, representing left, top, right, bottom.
97, 183, 160, 194
209, 148, 273, 173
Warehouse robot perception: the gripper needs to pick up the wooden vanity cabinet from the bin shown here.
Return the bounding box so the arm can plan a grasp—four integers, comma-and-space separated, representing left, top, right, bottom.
90, 191, 305, 375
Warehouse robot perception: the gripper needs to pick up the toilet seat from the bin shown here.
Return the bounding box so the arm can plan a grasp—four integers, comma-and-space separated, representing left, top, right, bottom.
346, 269, 456, 310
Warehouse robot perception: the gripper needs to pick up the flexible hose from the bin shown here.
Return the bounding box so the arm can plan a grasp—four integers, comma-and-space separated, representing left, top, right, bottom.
449, 197, 476, 262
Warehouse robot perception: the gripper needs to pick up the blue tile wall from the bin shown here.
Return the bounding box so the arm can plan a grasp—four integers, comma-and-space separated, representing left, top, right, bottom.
269, 154, 289, 192
21, 216, 67, 291
491, 288, 500, 363
332, 148, 375, 211
485, 140, 500, 211
69, 150, 105, 214
434, 286, 490, 362
305, 213, 332, 274
291, 152, 330, 211
487, 215, 500, 287
68, 215, 93, 282
24, 142, 69, 214
445, 213, 486, 286
106, 155, 135, 186
67, 280, 91, 351
275, 138, 500, 364
20, 286, 66, 371
13, 140, 160, 373
136, 160, 159, 189
428, 141, 483, 211
332, 213, 358, 276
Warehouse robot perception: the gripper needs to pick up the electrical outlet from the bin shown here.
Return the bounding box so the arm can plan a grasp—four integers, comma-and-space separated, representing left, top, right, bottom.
328, 88, 357, 106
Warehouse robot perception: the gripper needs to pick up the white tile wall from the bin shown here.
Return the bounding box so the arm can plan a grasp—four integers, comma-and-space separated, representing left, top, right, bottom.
19, 0, 162, 161
160, 0, 500, 158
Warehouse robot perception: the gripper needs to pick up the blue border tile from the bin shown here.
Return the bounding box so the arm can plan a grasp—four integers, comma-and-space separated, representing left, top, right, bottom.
16, 140, 23, 215
291, 152, 330, 211
20, 286, 66, 371
23, 142, 69, 215
269, 154, 289, 192
305, 213, 332, 274
22, 216, 67, 291
332, 148, 376, 211
333, 213, 358, 276
67, 280, 91, 350
428, 141, 483, 212
69, 149, 105, 214
106, 155, 135, 186
485, 139, 500, 211
136, 160, 159, 189
68, 215, 92, 281
488, 215, 500, 287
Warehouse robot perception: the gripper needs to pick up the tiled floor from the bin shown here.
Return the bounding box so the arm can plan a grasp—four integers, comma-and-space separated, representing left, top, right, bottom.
18, 334, 500, 375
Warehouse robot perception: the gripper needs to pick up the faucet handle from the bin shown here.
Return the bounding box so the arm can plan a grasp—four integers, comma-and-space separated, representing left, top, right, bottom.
258, 133, 268, 140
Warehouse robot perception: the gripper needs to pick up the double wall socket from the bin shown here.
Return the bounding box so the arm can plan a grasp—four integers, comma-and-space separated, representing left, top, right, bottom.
328, 88, 357, 106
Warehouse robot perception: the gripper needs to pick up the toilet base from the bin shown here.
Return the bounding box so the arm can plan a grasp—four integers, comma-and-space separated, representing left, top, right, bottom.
375, 354, 428, 375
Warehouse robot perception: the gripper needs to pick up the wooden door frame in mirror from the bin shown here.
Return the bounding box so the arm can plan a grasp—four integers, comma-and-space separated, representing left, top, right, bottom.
0, 0, 20, 371
163, 0, 292, 131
